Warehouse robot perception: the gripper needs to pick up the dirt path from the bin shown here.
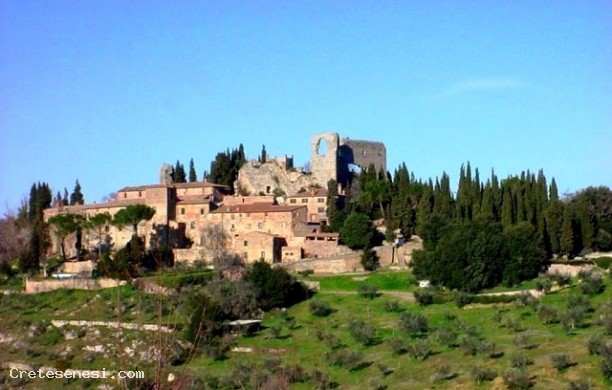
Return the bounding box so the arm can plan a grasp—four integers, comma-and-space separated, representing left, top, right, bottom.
323, 289, 416, 302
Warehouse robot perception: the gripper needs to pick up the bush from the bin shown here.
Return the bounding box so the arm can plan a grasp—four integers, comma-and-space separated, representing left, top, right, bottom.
315, 329, 342, 350
553, 272, 573, 286
347, 318, 376, 346
388, 336, 408, 355
414, 290, 434, 306
601, 343, 612, 380
535, 277, 553, 293
398, 312, 428, 337
537, 304, 560, 325
503, 368, 531, 390
325, 349, 363, 371
587, 333, 605, 356
383, 300, 402, 312
435, 327, 458, 348
430, 365, 453, 384
360, 248, 380, 271
357, 284, 379, 299
510, 351, 531, 369
514, 332, 534, 350
407, 339, 431, 361
551, 353, 574, 371
247, 260, 310, 310
579, 272, 605, 295
453, 291, 474, 308
471, 364, 496, 383
310, 300, 333, 317
569, 379, 592, 390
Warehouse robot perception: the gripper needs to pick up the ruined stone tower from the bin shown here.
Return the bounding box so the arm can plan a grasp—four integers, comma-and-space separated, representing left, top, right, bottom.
310, 132, 339, 187
160, 164, 173, 185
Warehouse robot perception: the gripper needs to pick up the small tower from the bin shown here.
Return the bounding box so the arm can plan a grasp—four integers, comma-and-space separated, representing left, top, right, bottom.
160, 164, 173, 185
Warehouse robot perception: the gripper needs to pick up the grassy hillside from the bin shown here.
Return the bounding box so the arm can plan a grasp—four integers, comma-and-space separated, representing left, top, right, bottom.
0, 270, 610, 389
181, 271, 611, 389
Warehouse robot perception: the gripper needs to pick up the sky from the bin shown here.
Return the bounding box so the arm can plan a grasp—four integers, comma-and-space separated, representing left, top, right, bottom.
1, 1, 610, 212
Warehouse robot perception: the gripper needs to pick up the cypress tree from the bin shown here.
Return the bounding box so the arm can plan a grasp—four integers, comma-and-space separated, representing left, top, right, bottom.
560, 206, 577, 258
70, 179, 84, 205
188, 158, 197, 182
545, 178, 563, 255
501, 185, 514, 228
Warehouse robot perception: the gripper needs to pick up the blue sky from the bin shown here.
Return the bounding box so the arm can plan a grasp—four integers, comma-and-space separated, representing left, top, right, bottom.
1, 1, 610, 212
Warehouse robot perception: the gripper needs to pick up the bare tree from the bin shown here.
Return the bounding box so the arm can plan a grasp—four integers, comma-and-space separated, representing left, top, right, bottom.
199, 224, 238, 270
0, 214, 31, 263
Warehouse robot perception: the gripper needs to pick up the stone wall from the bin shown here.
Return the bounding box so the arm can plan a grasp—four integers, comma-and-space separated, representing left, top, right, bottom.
311, 132, 339, 187
338, 138, 386, 182
59, 260, 95, 274
25, 277, 125, 294
284, 253, 362, 274
302, 240, 349, 259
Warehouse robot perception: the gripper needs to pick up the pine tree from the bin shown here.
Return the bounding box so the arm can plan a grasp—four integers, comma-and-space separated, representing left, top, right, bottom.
260, 145, 267, 163
188, 158, 197, 182
70, 179, 84, 205
63, 188, 69, 206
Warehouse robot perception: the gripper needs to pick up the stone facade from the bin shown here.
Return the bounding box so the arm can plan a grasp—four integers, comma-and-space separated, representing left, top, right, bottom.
286, 188, 328, 223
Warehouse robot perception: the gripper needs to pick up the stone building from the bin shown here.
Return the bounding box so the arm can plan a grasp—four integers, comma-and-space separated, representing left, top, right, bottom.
286, 188, 328, 224
44, 132, 386, 267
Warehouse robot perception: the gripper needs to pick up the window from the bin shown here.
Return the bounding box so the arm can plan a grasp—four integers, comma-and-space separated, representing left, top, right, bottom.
180, 208, 185, 215
317, 207, 325, 213
105, 225, 110, 232
257, 222, 263, 229
317, 198, 325, 203
289, 199, 297, 204
138, 191, 142, 197
190, 221, 196, 229
243, 252, 248, 260
260, 251, 265, 260
266, 186, 271, 193
243, 240, 248, 247
231, 214, 235, 220
301, 198, 308, 203
200, 208, 204, 215
123, 193, 127, 198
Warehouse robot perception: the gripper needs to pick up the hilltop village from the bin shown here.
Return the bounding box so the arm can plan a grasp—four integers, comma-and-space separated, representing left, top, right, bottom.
43, 133, 394, 271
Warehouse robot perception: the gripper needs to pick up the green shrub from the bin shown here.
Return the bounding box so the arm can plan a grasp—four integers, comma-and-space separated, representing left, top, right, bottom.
357, 284, 379, 299
414, 290, 434, 306
347, 318, 376, 346
388, 336, 408, 355
430, 365, 453, 384
471, 364, 496, 383
569, 379, 592, 390
587, 333, 605, 356
383, 300, 402, 312
310, 300, 333, 317
551, 353, 574, 371
594, 256, 612, 269
453, 291, 474, 308
398, 312, 428, 337
503, 368, 531, 390
509, 351, 531, 369
407, 339, 431, 361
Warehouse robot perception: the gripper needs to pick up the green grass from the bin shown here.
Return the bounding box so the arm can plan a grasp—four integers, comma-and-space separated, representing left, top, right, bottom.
594, 256, 612, 269
305, 270, 416, 291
